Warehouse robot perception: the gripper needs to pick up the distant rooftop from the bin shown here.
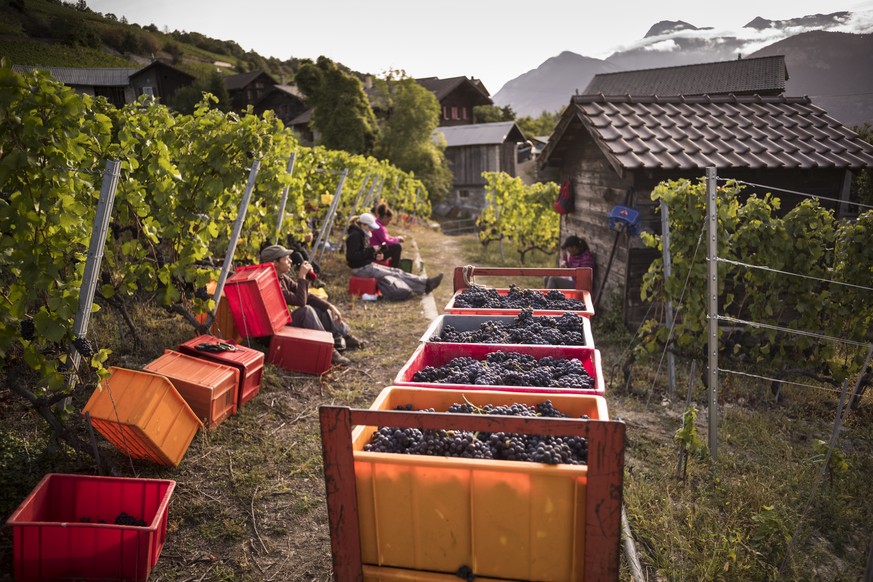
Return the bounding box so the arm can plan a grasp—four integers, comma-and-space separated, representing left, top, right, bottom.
583, 55, 788, 97
435, 121, 526, 147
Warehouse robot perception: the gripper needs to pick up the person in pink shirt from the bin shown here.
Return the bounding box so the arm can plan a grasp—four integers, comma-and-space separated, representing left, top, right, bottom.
545, 235, 595, 289
369, 202, 405, 268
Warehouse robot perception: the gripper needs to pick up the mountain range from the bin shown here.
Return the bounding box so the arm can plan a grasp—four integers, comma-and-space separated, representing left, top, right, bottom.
492, 10, 873, 127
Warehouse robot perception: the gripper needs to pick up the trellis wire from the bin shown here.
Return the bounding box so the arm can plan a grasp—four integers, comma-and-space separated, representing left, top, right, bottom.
718, 177, 873, 212
715, 315, 871, 348
717, 368, 844, 395
716, 257, 873, 293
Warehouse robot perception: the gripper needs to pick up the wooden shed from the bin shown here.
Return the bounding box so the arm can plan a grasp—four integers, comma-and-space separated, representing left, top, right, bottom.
435, 121, 528, 213
416, 76, 493, 127
538, 93, 873, 327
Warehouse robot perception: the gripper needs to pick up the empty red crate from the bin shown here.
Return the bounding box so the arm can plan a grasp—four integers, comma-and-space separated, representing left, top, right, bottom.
349, 276, 378, 296
143, 350, 239, 428
82, 367, 202, 466
268, 326, 333, 375
178, 334, 265, 410
394, 342, 604, 395
6, 473, 175, 581
444, 288, 594, 317
223, 263, 291, 338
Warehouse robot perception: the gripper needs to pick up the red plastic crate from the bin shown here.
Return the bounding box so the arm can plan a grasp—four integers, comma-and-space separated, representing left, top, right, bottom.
223, 263, 291, 338
444, 288, 595, 318
143, 350, 239, 429
268, 326, 333, 375
421, 313, 595, 348
177, 334, 265, 410
394, 342, 604, 395
6, 473, 175, 582
349, 276, 378, 297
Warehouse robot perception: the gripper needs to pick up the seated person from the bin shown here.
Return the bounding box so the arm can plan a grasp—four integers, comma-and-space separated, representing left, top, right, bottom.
260, 244, 364, 365
545, 235, 596, 289
345, 213, 443, 298
370, 202, 404, 269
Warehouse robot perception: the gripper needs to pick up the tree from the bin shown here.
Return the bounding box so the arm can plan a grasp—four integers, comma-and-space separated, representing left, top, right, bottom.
295, 56, 378, 155
852, 123, 873, 207
168, 71, 230, 114
474, 104, 515, 123
516, 109, 564, 139
373, 71, 453, 202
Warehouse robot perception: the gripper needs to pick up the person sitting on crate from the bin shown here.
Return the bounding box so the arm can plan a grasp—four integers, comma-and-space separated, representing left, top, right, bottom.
369, 202, 404, 269
345, 213, 443, 300
544, 235, 596, 290
259, 244, 364, 366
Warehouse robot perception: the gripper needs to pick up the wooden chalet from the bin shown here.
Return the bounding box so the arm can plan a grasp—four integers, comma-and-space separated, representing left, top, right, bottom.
128, 61, 195, 103
436, 121, 528, 213
539, 56, 873, 326
416, 76, 493, 126
224, 70, 278, 111
14, 65, 133, 107
252, 84, 308, 128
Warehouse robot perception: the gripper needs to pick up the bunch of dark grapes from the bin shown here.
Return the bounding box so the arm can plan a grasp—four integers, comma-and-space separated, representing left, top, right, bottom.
73, 336, 95, 358
431, 307, 589, 346
114, 512, 148, 527
19, 319, 35, 341
453, 284, 586, 311
363, 399, 589, 465
411, 350, 595, 390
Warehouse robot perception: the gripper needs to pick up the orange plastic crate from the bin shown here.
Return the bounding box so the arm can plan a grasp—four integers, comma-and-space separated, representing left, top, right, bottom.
6, 474, 175, 582
143, 350, 239, 429
351, 387, 609, 580
394, 342, 605, 395
178, 334, 265, 410
223, 263, 291, 338
82, 367, 202, 466
268, 326, 333, 375
444, 288, 594, 318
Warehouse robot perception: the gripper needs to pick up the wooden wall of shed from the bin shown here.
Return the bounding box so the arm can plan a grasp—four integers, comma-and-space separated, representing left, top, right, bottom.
556, 135, 634, 318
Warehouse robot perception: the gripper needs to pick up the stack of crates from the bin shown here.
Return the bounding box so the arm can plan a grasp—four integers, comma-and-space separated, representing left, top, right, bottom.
319, 265, 624, 581
177, 334, 265, 410
223, 262, 333, 375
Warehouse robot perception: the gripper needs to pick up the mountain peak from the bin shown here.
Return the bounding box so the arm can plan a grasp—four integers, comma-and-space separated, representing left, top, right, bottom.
645, 20, 707, 38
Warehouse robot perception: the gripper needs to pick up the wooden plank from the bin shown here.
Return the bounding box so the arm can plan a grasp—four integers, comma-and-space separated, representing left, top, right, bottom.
585, 421, 626, 581
319, 407, 363, 582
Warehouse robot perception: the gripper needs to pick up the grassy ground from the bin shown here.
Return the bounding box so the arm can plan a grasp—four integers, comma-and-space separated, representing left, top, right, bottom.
1, 222, 871, 581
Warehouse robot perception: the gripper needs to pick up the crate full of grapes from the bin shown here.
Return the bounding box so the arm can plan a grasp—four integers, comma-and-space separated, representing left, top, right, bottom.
394, 342, 604, 395
340, 386, 618, 580
444, 284, 594, 317
421, 308, 595, 349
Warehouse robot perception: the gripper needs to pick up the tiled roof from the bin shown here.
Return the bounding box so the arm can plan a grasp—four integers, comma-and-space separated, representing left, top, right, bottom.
540, 94, 873, 171
12, 65, 138, 86
584, 55, 787, 97
435, 121, 526, 147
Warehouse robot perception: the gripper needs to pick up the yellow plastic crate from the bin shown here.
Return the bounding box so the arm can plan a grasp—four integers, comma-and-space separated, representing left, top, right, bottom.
351, 387, 609, 581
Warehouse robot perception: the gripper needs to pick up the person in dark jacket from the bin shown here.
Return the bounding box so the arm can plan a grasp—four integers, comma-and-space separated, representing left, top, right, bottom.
345, 213, 442, 296
260, 244, 364, 365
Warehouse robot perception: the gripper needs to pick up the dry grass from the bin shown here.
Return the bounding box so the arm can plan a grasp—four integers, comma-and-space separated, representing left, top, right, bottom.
1, 221, 871, 581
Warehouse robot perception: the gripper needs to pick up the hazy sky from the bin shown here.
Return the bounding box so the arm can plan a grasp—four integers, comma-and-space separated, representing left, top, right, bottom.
86, 0, 873, 93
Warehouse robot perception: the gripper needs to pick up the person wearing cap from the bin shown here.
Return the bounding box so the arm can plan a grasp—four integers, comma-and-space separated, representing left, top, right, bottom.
369, 202, 404, 268
259, 244, 364, 366
545, 235, 596, 289
345, 214, 443, 296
